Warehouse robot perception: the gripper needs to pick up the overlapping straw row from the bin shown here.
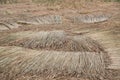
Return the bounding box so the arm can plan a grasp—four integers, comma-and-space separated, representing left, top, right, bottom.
0, 30, 111, 66
0, 15, 62, 31
0, 31, 106, 52
0, 14, 111, 31
0, 30, 111, 80
17, 15, 62, 25
0, 46, 107, 80
0, 31, 104, 52
73, 14, 111, 23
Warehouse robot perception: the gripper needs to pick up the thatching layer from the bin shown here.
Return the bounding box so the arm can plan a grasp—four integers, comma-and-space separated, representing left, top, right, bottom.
17, 15, 62, 25
0, 15, 62, 31
0, 31, 105, 52
0, 46, 107, 80
73, 14, 111, 23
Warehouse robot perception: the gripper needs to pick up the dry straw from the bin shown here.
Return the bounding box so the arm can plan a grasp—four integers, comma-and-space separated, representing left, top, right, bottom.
17, 15, 62, 25
0, 30, 111, 80
0, 46, 108, 80
0, 30, 106, 52
73, 14, 111, 23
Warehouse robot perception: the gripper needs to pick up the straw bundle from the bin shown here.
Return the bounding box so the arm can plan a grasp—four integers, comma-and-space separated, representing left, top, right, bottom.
73, 14, 111, 23
0, 46, 107, 80
17, 15, 62, 25
1, 31, 106, 52
0, 30, 111, 80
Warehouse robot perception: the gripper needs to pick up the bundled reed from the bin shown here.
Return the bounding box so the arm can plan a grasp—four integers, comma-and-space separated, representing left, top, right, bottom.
0, 46, 108, 80
0, 30, 111, 66
17, 15, 62, 25
73, 14, 111, 23
0, 30, 112, 80
0, 31, 105, 52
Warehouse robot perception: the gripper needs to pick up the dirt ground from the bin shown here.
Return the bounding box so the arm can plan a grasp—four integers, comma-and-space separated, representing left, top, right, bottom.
0, 2, 120, 80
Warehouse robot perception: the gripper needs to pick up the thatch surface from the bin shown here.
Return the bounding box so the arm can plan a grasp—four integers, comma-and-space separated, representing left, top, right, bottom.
0, 31, 105, 52
0, 30, 111, 80
73, 14, 111, 23
0, 15, 62, 31
0, 31, 111, 67
17, 15, 62, 25
0, 46, 108, 80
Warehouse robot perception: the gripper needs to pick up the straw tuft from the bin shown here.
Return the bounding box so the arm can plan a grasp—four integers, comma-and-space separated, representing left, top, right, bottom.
1, 31, 106, 53
0, 46, 108, 80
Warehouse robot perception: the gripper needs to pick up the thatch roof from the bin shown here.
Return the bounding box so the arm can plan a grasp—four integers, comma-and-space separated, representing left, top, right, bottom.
0, 30, 112, 80
0, 30, 106, 53
72, 13, 111, 23
0, 46, 108, 80
17, 15, 62, 25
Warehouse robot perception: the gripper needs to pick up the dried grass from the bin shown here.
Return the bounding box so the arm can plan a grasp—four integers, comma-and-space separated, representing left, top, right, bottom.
17, 15, 62, 25
0, 30, 106, 52
73, 13, 111, 23
0, 46, 109, 80
0, 30, 111, 80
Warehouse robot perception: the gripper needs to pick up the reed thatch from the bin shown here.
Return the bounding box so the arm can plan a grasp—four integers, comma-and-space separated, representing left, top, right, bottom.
0, 31, 105, 52
0, 15, 62, 31
0, 30, 111, 67
0, 46, 108, 80
17, 15, 62, 25
73, 14, 111, 23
